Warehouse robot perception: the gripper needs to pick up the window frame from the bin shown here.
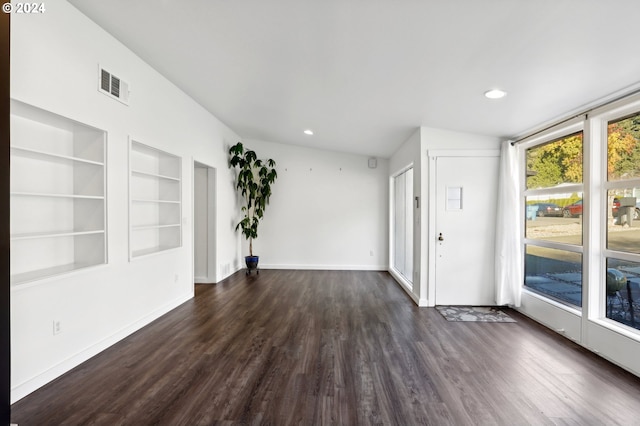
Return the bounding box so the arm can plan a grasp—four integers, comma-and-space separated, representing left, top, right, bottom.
521, 119, 585, 311
589, 95, 640, 333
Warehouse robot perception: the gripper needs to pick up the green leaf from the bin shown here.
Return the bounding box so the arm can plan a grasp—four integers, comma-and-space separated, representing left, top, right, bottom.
228, 145, 277, 244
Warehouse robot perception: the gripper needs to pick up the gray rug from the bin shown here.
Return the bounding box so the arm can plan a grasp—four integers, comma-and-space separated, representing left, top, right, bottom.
436, 306, 516, 322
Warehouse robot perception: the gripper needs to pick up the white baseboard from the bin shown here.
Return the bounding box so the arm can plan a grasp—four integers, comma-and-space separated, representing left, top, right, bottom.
11, 293, 193, 404
388, 268, 423, 306
258, 263, 387, 271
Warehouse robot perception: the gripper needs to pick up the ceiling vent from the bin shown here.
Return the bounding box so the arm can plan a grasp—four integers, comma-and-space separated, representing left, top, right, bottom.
98, 66, 130, 105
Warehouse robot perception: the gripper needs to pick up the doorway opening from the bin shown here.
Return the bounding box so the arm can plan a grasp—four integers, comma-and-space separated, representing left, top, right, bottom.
193, 161, 216, 283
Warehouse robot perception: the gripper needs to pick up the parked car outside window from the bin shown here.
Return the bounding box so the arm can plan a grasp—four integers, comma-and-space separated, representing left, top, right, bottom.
531, 202, 563, 217
562, 200, 583, 218
612, 197, 640, 220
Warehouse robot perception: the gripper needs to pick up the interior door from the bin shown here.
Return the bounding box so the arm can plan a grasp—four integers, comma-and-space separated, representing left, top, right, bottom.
435, 156, 499, 305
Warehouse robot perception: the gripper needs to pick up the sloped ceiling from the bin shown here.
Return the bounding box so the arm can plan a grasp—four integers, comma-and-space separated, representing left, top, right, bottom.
69, 0, 640, 157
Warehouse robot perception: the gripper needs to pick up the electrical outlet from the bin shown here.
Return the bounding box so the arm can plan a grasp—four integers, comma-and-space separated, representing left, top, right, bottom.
370, 250, 374, 257
174, 274, 179, 283
53, 320, 61, 335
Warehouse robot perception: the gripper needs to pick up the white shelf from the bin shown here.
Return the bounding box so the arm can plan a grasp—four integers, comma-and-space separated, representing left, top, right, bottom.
131, 169, 180, 181
10, 261, 102, 285
131, 198, 180, 204
129, 140, 182, 259
11, 230, 105, 241
132, 245, 180, 259
11, 145, 104, 166
132, 224, 181, 231
11, 192, 104, 199
10, 100, 107, 285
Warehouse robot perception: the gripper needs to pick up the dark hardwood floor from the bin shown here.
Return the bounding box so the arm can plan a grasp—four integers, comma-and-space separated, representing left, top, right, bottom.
11, 270, 640, 425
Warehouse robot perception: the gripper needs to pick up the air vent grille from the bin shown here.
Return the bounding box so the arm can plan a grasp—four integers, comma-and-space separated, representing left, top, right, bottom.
98, 66, 129, 105
100, 69, 110, 92
111, 76, 120, 97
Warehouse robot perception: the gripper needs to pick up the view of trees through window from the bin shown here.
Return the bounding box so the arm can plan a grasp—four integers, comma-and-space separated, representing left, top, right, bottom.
524, 133, 584, 307
526, 132, 583, 190
606, 112, 640, 331
608, 112, 640, 181
523, 107, 640, 335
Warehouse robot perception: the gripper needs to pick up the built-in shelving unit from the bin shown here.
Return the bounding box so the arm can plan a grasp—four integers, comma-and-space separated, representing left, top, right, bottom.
10, 100, 107, 285
129, 140, 182, 258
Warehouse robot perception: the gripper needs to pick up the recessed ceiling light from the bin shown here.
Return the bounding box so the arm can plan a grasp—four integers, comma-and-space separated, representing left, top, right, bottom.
484, 89, 507, 99
304, 129, 314, 135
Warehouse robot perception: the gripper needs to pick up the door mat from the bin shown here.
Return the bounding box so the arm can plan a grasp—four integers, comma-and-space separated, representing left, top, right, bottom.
436, 306, 516, 323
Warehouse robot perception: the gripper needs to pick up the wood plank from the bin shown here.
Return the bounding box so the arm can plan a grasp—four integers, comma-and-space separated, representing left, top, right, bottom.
11, 270, 640, 425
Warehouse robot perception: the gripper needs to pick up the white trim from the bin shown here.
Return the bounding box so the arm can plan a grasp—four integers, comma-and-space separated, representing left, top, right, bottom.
389, 266, 412, 290
389, 166, 415, 291
389, 268, 427, 306
427, 149, 500, 158
426, 149, 500, 307
588, 91, 640, 122
389, 176, 395, 288
192, 159, 218, 284
258, 264, 388, 271
516, 119, 584, 150
585, 320, 640, 377
517, 290, 582, 342
523, 184, 584, 197
390, 162, 414, 178
522, 238, 584, 254
427, 155, 437, 306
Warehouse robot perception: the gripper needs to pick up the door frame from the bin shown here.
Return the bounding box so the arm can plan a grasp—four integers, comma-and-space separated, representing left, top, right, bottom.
426, 149, 500, 306
389, 164, 415, 291
192, 160, 217, 284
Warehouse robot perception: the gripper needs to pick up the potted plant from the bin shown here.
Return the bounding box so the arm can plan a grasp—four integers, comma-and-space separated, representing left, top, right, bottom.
228, 142, 277, 275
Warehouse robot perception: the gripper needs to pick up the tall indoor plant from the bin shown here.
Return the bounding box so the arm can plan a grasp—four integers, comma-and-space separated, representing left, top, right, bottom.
228, 142, 277, 274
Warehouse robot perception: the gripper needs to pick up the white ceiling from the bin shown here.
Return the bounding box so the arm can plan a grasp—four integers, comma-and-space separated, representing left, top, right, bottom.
68, 0, 640, 158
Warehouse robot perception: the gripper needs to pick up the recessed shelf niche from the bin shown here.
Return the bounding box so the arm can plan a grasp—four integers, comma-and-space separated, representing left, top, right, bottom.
129, 140, 182, 258
10, 100, 107, 285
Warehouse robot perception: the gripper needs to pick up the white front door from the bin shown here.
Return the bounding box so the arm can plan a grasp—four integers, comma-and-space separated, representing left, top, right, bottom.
435, 156, 499, 305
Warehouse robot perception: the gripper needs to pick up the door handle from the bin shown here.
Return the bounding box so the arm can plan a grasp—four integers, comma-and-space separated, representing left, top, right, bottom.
438, 233, 444, 241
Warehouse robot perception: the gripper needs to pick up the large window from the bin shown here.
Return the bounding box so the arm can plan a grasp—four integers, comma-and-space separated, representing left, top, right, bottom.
524, 132, 584, 307
605, 112, 640, 330
517, 95, 640, 375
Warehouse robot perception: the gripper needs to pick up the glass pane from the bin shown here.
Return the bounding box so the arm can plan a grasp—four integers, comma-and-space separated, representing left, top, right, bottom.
607, 189, 640, 254
605, 258, 640, 331
393, 168, 413, 283
404, 169, 413, 280
607, 112, 640, 181
525, 245, 582, 307
525, 194, 582, 245
393, 173, 405, 274
526, 132, 583, 190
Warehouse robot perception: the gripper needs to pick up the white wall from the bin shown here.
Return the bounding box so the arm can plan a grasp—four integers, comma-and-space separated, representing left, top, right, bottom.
242, 139, 389, 270
10, 2, 242, 402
